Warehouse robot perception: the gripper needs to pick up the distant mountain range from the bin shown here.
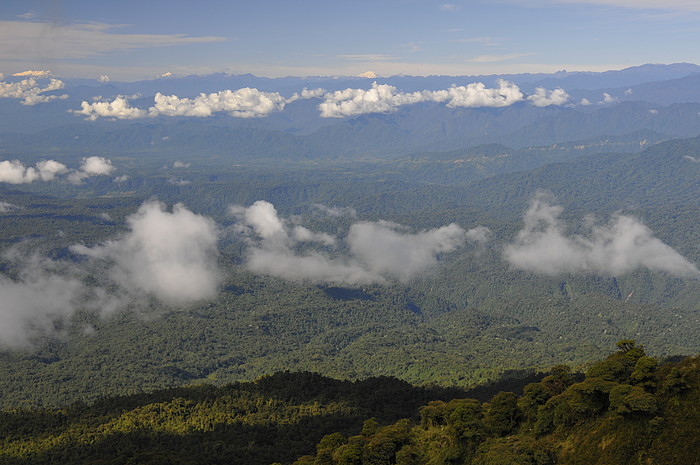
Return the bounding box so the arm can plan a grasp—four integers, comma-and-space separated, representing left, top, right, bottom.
1, 63, 700, 158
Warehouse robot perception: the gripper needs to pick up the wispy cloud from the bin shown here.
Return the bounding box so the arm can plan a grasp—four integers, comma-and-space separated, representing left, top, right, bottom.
504, 193, 700, 277
468, 53, 535, 63
502, 0, 700, 12
230, 200, 486, 285
0, 20, 225, 61
338, 54, 396, 62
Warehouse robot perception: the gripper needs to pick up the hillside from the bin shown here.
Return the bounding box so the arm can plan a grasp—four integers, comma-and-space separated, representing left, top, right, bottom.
0, 344, 696, 465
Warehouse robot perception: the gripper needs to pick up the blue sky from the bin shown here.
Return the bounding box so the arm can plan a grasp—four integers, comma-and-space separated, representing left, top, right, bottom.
1, 0, 699, 80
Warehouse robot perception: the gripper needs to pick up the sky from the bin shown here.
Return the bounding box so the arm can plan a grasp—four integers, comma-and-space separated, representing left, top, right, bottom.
0, 0, 699, 80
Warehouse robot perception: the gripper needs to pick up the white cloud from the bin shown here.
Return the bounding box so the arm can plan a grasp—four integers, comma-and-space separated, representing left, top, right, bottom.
526, 87, 570, 107
427, 80, 524, 108
113, 175, 129, 183
0, 77, 66, 105
0, 160, 39, 184
99, 75, 110, 83
0, 255, 83, 347
36, 159, 69, 181
81, 156, 115, 175
72, 95, 147, 120
0, 159, 68, 184
504, 194, 700, 277
149, 88, 290, 118
173, 161, 191, 168
318, 80, 524, 118
684, 155, 699, 162
67, 156, 116, 184
347, 221, 468, 281
601, 92, 615, 104
231, 201, 486, 284
580, 98, 592, 105
0, 157, 115, 185
0, 20, 225, 61
71, 201, 221, 304
0, 201, 20, 213
318, 82, 426, 118
74, 87, 325, 120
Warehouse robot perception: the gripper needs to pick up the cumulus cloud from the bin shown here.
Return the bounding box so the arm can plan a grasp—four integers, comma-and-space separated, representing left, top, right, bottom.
0, 157, 118, 185
36, 159, 70, 181
81, 156, 115, 175
526, 87, 570, 107
504, 194, 700, 277
173, 161, 191, 168
0, 159, 69, 184
428, 80, 524, 108
601, 92, 615, 104
67, 156, 116, 184
74, 87, 325, 120
71, 201, 221, 304
99, 75, 110, 83
72, 95, 147, 120
149, 88, 290, 118
316, 83, 426, 118
318, 80, 526, 117
231, 200, 486, 284
0, 77, 67, 105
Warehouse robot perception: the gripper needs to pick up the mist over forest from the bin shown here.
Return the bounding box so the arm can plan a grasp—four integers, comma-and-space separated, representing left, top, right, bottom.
1, 63, 700, 464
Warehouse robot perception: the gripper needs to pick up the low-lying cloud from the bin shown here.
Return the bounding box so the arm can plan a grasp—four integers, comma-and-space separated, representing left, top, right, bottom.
0, 77, 67, 105
504, 195, 700, 277
0, 156, 119, 184
318, 80, 525, 117
71, 201, 221, 304
0, 159, 69, 184
527, 87, 570, 107
74, 81, 568, 120
0, 201, 222, 346
0, 254, 84, 346
74, 88, 325, 120
231, 200, 487, 284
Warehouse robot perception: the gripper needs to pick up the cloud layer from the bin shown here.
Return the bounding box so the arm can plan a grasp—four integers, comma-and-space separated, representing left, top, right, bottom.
318, 80, 526, 117
504, 195, 700, 277
0, 20, 224, 61
231, 200, 485, 284
74, 81, 568, 120
74, 88, 325, 120
0, 157, 118, 184
0, 77, 66, 105
71, 201, 221, 304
